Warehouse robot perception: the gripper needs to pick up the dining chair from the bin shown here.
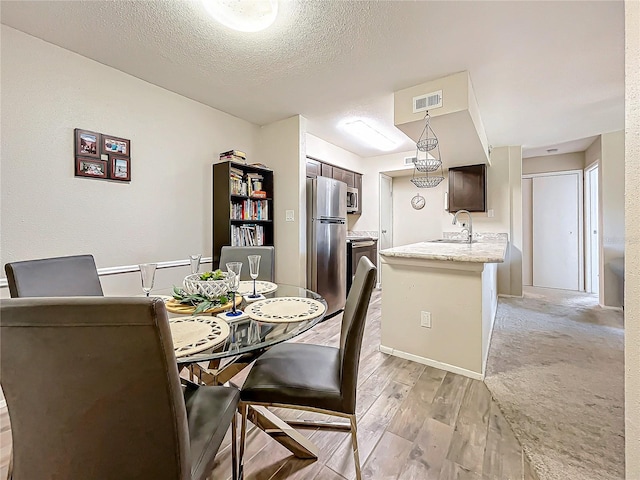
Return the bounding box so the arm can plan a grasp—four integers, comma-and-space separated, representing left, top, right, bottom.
0, 296, 239, 480
4, 254, 103, 297
237, 256, 376, 480
219, 246, 275, 281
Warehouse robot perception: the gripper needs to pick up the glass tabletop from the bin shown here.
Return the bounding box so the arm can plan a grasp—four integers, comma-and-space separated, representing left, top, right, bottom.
155, 284, 327, 364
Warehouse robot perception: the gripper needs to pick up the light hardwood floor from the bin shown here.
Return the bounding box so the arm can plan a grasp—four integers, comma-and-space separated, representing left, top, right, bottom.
0, 290, 538, 480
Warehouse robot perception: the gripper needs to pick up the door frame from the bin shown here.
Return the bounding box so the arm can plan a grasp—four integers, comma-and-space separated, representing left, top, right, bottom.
523, 169, 585, 291
584, 161, 600, 294
378, 173, 393, 287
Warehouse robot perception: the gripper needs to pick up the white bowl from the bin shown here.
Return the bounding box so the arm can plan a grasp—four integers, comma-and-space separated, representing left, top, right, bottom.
183, 273, 230, 299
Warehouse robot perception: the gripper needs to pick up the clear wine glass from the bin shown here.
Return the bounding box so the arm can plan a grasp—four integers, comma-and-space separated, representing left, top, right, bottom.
189, 254, 202, 275
139, 263, 157, 297
248, 255, 261, 298
226, 261, 243, 316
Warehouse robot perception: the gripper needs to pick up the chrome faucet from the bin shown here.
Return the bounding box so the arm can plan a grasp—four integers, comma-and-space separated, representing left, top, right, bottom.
452, 209, 473, 243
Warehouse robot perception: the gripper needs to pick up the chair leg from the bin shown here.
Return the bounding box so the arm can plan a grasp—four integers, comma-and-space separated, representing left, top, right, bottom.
239, 403, 249, 480
231, 412, 238, 480
349, 414, 362, 480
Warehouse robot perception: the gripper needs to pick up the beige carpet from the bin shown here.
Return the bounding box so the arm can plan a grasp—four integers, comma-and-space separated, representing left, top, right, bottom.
485, 287, 624, 480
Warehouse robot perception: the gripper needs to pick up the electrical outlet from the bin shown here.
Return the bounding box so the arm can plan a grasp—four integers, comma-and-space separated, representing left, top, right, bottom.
420, 311, 431, 328
285, 210, 295, 222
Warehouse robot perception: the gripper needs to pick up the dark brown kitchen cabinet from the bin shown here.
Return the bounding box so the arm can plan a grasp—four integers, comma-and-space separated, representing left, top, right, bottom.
306, 159, 321, 178
355, 173, 362, 214
343, 170, 355, 188
447, 164, 486, 212
332, 167, 345, 183
321, 163, 333, 177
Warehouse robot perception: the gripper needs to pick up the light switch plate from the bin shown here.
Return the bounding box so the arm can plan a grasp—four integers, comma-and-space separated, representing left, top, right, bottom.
285, 210, 295, 222
420, 311, 431, 328
488, 209, 495, 218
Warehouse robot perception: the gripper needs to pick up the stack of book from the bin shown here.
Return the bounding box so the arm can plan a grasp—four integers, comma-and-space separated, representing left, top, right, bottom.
229, 199, 269, 220
246, 172, 263, 197
229, 166, 246, 195
220, 149, 246, 163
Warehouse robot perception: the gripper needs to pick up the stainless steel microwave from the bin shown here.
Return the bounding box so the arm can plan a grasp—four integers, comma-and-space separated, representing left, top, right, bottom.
346, 187, 359, 213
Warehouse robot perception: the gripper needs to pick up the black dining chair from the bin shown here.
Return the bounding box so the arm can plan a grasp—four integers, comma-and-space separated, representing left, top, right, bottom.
218, 246, 275, 281
4, 254, 103, 297
0, 296, 239, 480
237, 256, 376, 479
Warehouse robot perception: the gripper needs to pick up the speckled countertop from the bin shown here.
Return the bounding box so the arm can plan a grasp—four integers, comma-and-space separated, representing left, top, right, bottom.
379, 233, 508, 263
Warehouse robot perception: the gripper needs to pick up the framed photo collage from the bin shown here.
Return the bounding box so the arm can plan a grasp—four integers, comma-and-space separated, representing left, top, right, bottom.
74, 128, 131, 182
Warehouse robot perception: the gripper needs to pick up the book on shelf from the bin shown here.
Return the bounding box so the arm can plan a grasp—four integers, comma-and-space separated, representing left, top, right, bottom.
230, 199, 269, 220
231, 224, 265, 246
252, 190, 267, 198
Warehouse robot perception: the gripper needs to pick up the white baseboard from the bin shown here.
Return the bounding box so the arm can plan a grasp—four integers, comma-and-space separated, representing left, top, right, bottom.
0, 257, 213, 288
379, 345, 484, 380
600, 304, 624, 312
498, 293, 523, 298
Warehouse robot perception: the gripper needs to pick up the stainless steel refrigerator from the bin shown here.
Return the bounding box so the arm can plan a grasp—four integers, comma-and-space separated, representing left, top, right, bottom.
307, 176, 347, 317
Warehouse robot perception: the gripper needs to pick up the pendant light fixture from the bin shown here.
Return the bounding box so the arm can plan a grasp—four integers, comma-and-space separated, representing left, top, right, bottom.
410, 111, 445, 188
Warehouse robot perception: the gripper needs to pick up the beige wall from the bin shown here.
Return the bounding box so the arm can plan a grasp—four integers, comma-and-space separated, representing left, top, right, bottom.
392, 175, 447, 245
0, 26, 258, 295
586, 132, 626, 307
522, 152, 585, 175
601, 131, 625, 308
257, 116, 306, 287
625, 1, 640, 473
305, 133, 364, 230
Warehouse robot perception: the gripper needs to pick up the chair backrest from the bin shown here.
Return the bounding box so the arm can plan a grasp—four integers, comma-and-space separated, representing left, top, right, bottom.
339, 256, 377, 413
219, 246, 275, 281
0, 297, 190, 480
4, 254, 103, 298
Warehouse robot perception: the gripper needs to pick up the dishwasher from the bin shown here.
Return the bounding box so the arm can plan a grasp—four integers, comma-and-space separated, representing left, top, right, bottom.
346, 237, 378, 293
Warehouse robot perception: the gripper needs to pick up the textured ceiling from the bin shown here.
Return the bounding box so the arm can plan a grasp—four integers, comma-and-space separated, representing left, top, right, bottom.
0, 0, 625, 158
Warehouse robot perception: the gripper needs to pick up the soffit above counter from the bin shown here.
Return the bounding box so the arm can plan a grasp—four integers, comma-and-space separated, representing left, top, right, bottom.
394, 71, 490, 168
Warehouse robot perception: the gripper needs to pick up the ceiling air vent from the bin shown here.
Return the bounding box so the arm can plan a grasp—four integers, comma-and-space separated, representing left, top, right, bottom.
412, 90, 443, 113
404, 156, 417, 166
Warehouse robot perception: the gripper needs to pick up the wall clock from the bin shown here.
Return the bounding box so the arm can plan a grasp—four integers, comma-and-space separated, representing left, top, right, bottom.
411, 193, 426, 210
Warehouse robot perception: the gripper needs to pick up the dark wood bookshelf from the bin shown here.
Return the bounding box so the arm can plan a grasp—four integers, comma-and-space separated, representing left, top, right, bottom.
212, 161, 274, 269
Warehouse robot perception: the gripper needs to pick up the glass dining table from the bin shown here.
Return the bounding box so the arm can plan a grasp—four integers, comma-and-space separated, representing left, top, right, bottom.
155, 282, 329, 460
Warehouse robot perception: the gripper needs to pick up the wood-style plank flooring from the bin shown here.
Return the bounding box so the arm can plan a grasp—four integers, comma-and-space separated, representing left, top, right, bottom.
0, 289, 538, 480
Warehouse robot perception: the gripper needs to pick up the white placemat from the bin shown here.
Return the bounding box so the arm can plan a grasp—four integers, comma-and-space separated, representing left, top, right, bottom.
170, 316, 230, 357
238, 280, 278, 296
244, 297, 326, 323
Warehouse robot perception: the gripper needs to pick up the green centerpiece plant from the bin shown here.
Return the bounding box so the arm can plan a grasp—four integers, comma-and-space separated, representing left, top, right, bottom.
173, 269, 230, 313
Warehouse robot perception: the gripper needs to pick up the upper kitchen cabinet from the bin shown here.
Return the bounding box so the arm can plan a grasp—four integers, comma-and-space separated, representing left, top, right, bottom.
306, 158, 321, 178
321, 163, 333, 178
355, 173, 362, 214
447, 164, 486, 212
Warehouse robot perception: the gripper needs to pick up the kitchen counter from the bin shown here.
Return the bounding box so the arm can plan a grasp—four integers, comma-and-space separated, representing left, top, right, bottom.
379, 233, 509, 380
379, 237, 507, 264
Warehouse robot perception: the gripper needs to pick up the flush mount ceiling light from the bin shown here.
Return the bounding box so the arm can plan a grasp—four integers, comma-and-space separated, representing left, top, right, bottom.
341, 120, 399, 152
202, 0, 278, 32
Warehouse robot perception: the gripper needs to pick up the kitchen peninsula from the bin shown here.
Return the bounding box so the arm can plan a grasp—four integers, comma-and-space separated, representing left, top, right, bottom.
379, 234, 507, 379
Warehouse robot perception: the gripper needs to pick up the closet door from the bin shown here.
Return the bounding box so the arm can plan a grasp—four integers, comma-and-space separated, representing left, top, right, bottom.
532, 172, 582, 290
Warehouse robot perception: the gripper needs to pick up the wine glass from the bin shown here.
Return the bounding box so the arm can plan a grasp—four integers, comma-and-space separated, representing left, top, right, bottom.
226, 261, 243, 316
248, 255, 261, 298
139, 263, 157, 297
189, 254, 202, 275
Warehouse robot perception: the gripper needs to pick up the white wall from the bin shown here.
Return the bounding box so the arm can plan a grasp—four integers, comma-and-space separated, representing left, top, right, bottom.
601, 131, 625, 307
625, 0, 640, 473
522, 152, 585, 175
257, 116, 306, 287
0, 26, 258, 295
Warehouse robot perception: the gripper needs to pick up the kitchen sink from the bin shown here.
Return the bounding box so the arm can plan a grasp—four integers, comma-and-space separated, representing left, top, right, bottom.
427, 238, 477, 244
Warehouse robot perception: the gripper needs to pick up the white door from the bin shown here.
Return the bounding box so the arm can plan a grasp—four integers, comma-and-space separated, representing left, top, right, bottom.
379, 174, 393, 285
586, 165, 599, 293
532, 172, 583, 290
